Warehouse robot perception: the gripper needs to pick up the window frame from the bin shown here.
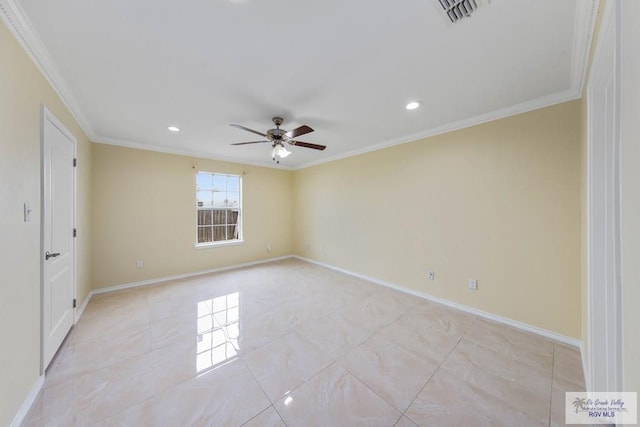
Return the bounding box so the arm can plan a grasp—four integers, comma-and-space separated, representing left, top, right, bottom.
194, 171, 244, 248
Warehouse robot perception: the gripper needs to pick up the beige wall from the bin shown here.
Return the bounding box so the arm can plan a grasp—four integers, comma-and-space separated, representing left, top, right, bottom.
91, 144, 293, 289
0, 21, 92, 427
293, 100, 582, 338
621, 0, 640, 396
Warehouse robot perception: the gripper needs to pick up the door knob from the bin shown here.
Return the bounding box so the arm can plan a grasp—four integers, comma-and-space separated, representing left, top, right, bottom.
45, 251, 61, 260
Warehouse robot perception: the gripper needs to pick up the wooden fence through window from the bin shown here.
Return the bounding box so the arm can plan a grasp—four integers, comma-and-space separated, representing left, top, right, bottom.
197, 209, 239, 243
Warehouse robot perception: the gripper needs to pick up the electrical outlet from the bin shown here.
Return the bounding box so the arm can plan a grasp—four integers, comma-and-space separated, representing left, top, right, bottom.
427, 271, 435, 280
136, 260, 144, 269
468, 279, 478, 290
266, 244, 272, 252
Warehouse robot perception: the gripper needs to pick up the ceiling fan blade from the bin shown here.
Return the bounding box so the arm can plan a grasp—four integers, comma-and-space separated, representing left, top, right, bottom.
231, 140, 270, 146
230, 124, 268, 138
285, 125, 314, 138
289, 140, 326, 151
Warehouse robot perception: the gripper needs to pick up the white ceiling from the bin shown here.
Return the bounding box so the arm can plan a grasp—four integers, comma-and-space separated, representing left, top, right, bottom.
3, 0, 597, 169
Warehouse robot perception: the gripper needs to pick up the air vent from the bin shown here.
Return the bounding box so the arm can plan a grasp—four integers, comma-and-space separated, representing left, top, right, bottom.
438, 0, 486, 23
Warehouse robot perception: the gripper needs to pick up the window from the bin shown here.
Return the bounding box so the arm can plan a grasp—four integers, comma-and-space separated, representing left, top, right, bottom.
196, 172, 242, 245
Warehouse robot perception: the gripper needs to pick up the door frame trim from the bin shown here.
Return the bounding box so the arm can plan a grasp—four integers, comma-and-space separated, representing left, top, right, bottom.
585, 0, 624, 393
40, 105, 77, 373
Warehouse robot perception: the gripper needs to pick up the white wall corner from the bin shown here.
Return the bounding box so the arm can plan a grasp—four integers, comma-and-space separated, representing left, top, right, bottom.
9, 374, 44, 427
0, 0, 96, 140
570, 0, 601, 98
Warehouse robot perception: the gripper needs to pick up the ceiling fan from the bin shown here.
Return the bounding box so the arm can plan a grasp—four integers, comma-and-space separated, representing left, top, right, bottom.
230, 117, 326, 163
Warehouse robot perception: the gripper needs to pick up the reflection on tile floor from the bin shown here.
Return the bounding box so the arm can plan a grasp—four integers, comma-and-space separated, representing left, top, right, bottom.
23, 258, 585, 426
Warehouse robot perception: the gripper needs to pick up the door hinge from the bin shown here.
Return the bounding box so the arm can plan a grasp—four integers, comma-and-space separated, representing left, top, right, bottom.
73, 298, 77, 308
73, 158, 77, 167
73, 228, 77, 238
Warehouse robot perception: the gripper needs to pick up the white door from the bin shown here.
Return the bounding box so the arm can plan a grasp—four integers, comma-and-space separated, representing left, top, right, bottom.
42, 106, 76, 370
586, 0, 622, 393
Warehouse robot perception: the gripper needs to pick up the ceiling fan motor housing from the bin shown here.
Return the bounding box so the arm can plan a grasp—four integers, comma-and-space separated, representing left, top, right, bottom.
268, 117, 286, 142
267, 128, 287, 141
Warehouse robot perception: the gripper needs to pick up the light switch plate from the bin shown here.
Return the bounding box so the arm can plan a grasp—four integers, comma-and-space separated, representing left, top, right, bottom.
24, 202, 31, 222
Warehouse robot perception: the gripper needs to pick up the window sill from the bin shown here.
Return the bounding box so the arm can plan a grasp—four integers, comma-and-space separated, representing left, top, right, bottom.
194, 240, 245, 250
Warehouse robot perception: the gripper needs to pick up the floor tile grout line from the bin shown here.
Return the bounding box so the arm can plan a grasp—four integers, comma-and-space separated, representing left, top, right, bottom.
239, 348, 279, 407
266, 360, 352, 423
346, 303, 459, 409
270, 403, 289, 427
441, 314, 558, 425
338, 362, 408, 419
75, 287, 274, 416
270, 298, 478, 423
470, 316, 556, 425
398, 314, 479, 423
462, 318, 558, 374
234, 293, 345, 355
27, 259, 584, 426
233, 373, 275, 427
240, 330, 338, 408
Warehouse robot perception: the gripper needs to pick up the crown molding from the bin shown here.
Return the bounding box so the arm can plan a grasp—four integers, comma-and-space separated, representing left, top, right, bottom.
570, 0, 600, 98
295, 89, 578, 170
296, 2, 600, 172
0, 0, 96, 140
2, 0, 598, 171
92, 136, 294, 170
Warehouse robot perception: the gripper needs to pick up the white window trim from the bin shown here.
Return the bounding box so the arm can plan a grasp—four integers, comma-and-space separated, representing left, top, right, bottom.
194, 239, 245, 250
195, 171, 243, 247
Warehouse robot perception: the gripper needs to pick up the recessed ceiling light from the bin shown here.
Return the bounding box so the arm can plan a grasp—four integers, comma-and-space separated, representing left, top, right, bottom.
406, 101, 422, 110
168, 126, 180, 132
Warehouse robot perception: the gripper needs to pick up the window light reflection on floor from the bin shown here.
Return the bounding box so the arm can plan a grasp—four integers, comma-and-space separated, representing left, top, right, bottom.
196, 292, 240, 373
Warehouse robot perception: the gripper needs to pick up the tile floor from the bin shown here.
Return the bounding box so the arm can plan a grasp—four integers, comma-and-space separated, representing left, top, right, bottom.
23, 258, 585, 426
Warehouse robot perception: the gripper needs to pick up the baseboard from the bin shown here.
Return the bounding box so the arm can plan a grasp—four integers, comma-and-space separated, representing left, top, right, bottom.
12, 292, 89, 425
74, 292, 91, 324
293, 255, 582, 348
91, 255, 294, 295
87, 253, 582, 346
10, 374, 44, 427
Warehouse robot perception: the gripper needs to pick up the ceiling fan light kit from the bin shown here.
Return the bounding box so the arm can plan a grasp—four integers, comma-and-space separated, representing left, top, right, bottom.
230, 116, 326, 164
272, 145, 291, 163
